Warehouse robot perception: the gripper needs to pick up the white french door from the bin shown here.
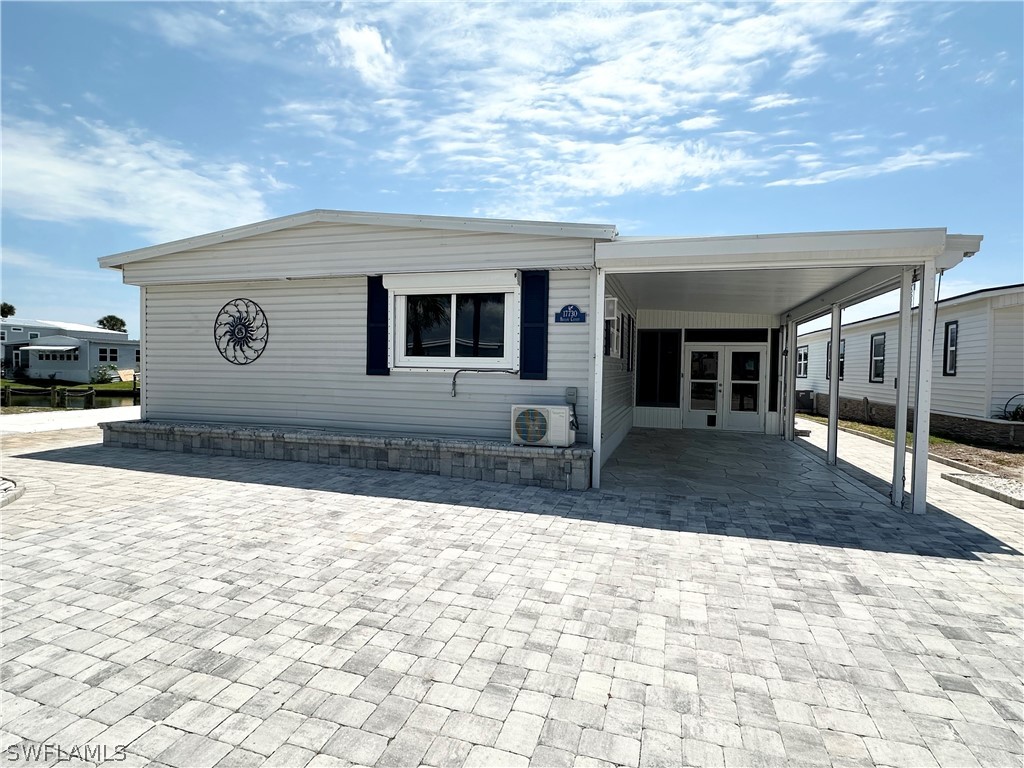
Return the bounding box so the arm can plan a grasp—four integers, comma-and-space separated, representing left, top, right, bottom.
682, 344, 767, 432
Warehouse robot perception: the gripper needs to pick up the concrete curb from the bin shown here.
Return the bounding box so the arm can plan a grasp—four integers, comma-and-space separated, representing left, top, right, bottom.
804, 421, 988, 475
0, 478, 26, 508
941, 473, 1024, 509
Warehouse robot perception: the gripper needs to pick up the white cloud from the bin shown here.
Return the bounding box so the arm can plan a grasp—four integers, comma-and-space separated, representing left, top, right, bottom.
748, 93, 808, 112
678, 115, 723, 131
323, 21, 403, 89
2, 118, 270, 243
765, 145, 970, 187
129, 3, 980, 213
2, 247, 113, 283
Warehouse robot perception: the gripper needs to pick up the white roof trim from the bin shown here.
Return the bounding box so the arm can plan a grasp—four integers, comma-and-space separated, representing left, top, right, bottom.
23, 345, 79, 352
596, 228, 958, 272
99, 209, 618, 269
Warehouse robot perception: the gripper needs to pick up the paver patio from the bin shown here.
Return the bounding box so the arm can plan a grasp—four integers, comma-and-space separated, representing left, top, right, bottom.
1, 422, 1021, 767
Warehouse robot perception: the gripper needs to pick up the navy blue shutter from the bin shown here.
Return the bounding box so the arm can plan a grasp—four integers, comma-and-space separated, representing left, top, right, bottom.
519, 270, 548, 380
366, 275, 390, 376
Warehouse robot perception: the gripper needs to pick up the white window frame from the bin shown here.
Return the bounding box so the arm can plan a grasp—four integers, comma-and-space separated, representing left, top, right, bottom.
943, 321, 958, 376
28, 332, 39, 339
869, 332, 885, 383
99, 347, 119, 363
604, 297, 620, 357
11, 327, 22, 332
796, 346, 808, 378
384, 270, 521, 372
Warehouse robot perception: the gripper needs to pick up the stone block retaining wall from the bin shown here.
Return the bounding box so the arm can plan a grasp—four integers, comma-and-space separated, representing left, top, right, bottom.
101, 420, 593, 490
813, 393, 1024, 448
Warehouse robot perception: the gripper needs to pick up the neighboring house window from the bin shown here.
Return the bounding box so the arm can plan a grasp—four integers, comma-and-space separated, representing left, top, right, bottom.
136, 349, 141, 364
28, 332, 39, 339
384, 270, 520, 371
99, 348, 119, 363
11, 327, 22, 332
943, 321, 958, 376
796, 346, 808, 378
869, 333, 885, 383
0, 331, 5, 341
826, 339, 845, 380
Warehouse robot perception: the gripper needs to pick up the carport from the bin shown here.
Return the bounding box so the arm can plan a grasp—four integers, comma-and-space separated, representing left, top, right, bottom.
591, 228, 983, 513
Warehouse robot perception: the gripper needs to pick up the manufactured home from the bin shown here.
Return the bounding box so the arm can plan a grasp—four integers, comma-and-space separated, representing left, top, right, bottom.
98, 210, 983, 512
1, 319, 140, 384
798, 284, 1024, 430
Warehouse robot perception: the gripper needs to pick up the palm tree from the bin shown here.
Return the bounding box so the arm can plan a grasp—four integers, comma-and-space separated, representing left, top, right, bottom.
97, 315, 127, 332
407, 296, 449, 355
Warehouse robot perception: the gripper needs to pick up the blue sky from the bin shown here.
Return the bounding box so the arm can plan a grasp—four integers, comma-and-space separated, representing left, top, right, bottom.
2, 2, 1021, 337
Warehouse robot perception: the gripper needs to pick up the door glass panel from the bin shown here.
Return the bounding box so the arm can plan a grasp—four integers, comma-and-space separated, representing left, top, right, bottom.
731, 351, 760, 381
731, 383, 758, 412
690, 382, 716, 410
690, 351, 718, 380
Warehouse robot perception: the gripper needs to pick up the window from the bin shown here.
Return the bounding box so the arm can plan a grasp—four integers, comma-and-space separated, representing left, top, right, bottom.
625, 315, 635, 373
636, 330, 681, 407
826, 339, 845, 380
11, 327, 22, 332
943, 321, 958, 376
796, 346, 808, 378
136, 349, 141, 364
99, 347, 119, 363
0, 331, 5, 341
384, 270, 520, 371
869, 333, 885, 382
603, 298, 620, 357
28, 332, 39, 339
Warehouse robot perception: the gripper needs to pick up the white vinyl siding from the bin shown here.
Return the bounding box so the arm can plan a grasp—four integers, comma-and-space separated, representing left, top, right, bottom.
122, 223, 596, 285
142, 272, 594, 445
601, 275, 637, 462
799, 291, 1020, 419
990, 303, 1024, 418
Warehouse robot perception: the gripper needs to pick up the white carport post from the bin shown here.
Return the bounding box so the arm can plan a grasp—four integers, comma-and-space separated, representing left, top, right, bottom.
591, 269, 606, 489
891, 268, 915, 508
911, 260, 938, 513
784, 318, 797, 441
826, 304, 841, 465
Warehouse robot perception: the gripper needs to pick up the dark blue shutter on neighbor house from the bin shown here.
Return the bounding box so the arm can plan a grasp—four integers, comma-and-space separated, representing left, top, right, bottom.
519, 270, 548, 380
366, 275, 390, 376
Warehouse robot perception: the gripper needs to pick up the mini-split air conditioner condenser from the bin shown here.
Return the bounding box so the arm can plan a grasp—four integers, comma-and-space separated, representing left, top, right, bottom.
511, 405, 575, 447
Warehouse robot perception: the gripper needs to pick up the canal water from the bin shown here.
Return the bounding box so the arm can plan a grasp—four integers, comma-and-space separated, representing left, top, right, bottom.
7, 395, 137, 410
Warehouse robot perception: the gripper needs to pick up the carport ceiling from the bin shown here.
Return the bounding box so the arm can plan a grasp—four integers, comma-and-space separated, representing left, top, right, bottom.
618, 267, 869, 316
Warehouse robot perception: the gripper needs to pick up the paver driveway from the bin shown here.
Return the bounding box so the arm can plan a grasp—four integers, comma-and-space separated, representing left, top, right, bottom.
2, 426, 1022, 767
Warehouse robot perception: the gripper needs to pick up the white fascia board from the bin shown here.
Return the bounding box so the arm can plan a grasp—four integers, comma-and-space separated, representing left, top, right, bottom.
98, 209, 617, 269
784, 265, 907, 324
936, 234, 984, 271
595, 228, 948, 272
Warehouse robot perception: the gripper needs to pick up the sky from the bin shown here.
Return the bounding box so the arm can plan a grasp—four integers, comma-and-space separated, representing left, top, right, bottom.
2, 1, 1021, 338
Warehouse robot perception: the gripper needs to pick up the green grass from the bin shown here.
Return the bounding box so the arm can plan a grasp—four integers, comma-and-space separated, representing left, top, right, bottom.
800, 413, 955, 447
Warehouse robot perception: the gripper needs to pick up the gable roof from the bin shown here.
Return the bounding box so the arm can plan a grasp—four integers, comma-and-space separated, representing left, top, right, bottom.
99, 209, 619, 269
797, 283, 1023, 338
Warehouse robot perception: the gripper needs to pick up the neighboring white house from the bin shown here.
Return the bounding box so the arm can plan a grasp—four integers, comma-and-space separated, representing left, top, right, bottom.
797, 284, 1024, 421
1, 319, 140, 384
97, 209, 983, 510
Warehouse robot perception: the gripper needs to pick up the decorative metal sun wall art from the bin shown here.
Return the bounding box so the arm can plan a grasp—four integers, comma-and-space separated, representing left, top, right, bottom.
214, 298, 269, 365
